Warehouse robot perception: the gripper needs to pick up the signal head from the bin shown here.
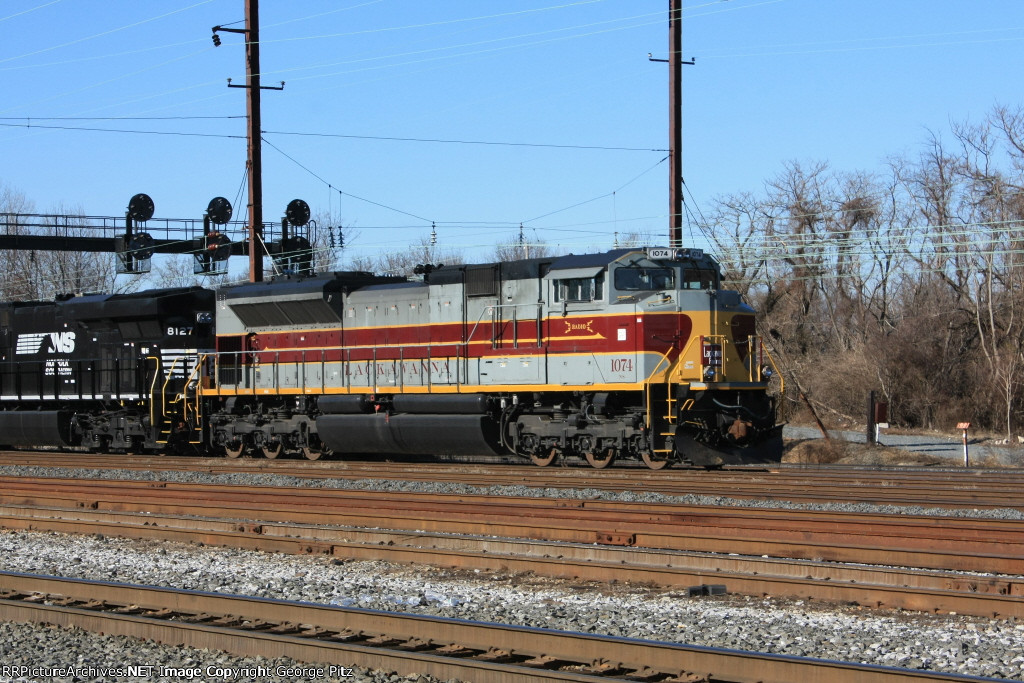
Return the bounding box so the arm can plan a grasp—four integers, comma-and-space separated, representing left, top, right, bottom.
206, 196, 233, 225
127, 193, 154, 222
285, 198, 310, 227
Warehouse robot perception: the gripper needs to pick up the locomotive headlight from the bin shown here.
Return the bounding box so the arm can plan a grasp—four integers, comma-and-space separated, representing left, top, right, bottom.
703, 366, 716, 381
196, 312, 213, 323
760, 364, 773, 379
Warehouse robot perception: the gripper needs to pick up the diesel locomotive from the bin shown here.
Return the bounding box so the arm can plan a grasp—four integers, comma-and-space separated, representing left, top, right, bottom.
0, 247, 783, 468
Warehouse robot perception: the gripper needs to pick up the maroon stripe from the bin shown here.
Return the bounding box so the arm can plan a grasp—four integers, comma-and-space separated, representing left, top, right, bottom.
218, 313, 694, 364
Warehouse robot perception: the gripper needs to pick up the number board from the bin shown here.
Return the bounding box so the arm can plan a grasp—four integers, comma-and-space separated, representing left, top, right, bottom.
702, 343, 723, 367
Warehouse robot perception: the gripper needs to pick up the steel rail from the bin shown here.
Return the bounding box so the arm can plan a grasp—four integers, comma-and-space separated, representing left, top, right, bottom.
2, 474, 1021, 548
0, 477, 1021, 574
0, 572, 997, 683
0, 452, 1021, 510
1, 504, 1021, 619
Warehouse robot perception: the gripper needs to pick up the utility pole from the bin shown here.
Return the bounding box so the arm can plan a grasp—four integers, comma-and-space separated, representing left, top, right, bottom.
669, 0, 683, 249
653, 2, 692, 248
213, 0, 283, 283
244, 0, 264, 283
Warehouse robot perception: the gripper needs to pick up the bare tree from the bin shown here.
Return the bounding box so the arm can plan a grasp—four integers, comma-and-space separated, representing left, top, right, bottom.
342, 236, 463, 278
492, 233, 553, 261
0, 191, 135, 299
699, 105, 1024, 437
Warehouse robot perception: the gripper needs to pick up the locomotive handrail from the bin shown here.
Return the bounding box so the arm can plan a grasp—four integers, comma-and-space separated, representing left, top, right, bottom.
643, 350, 674, 433
759, 343, 785, 414
146, 356, 160, 429
465, 305, 494, 348
646, 349, 674, 383
160, 355, 185, 445
161, 356, 183, 400
466, 300, 544, 349
183, 355, 207, 431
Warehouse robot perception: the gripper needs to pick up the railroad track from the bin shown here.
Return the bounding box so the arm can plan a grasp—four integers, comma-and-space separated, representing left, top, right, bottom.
1, 476, 1021, 572
1, 451, 1022, 510
0, 572, 989, 683
2, 503, 1020, 619
1, 476, 1022, 619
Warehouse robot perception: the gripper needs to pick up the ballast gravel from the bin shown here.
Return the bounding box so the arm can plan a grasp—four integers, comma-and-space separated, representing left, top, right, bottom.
0, 620, 425, 683
0, 463, 1023, 681
0, 530, 1022, 682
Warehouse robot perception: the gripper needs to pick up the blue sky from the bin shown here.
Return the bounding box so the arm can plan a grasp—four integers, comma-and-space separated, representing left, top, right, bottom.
2, 0, 1023, 271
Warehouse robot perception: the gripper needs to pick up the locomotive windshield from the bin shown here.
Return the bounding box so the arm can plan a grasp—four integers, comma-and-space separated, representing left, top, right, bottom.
613, 261, 674, 291
680, 267, 717, 290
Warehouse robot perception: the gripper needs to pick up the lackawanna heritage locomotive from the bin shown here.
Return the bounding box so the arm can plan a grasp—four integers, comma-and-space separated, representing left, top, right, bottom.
0, 247, 783, 468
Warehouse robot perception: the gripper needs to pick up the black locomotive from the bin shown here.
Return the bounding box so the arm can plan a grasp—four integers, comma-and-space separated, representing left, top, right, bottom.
0, 287, 214, 452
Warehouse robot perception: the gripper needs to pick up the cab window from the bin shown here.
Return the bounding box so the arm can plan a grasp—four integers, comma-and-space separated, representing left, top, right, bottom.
614, 267, 674, 291
681, 268, 717, 290
553, 275, 604, 302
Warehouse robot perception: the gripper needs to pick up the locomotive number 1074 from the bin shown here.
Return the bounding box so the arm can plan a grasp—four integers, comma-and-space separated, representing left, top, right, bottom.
610, 357, 633, 373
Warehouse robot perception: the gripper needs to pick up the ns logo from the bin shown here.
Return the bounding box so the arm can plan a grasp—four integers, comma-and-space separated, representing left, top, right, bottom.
15, 331, 76, 355
48, 331, 76, 353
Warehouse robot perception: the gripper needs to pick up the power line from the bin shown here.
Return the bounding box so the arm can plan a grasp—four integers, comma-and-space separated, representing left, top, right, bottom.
0, 1, 62, 24
251, 13, 664, 85
0, 45, 215, 116
0, 37, 210, 73
0, 115, 243, 121
261, 1, 616, 46
523, 155, 668, 223
0, 0, 215, 65
262, 0, 386, 30
1, 117, 661, 153
703, 27, 1024, 60
262, 129, 665, 153
261, 137, 433, 223
0, 121, 243, 139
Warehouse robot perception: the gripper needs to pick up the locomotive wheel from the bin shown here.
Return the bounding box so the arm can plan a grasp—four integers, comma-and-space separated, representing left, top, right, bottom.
641, 451, 670, 470
224, 442, 245, 459
530, 448, 558, 467
584, 448, 615, 469
301, 447, 323, 461
261, 442, 283, 459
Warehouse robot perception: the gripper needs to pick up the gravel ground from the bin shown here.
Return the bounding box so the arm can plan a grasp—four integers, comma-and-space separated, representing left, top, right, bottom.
0, 530, 1023, 681
0, 620, 442, 683
0, 465, 1023, 681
